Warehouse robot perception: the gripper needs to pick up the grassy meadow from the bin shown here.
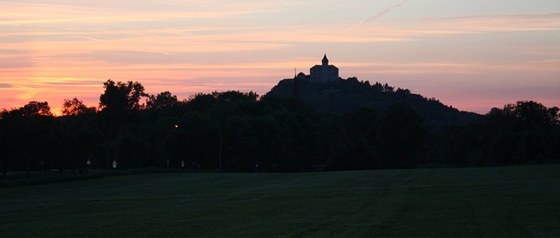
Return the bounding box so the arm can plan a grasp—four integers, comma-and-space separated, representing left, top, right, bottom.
1, 165, 559, 237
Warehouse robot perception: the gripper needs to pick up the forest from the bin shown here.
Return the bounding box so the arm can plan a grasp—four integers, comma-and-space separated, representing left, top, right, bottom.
1, 79, 559, 176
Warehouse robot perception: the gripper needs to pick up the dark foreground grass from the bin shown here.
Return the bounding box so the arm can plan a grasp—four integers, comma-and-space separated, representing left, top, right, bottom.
1, 165, 559, 237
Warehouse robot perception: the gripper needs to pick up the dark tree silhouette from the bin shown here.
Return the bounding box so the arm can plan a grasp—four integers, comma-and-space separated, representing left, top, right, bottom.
0, 102, 55, 177
147, 91, 178, 110
378, 103, 426, 168
99, 80, 147, 112
11, 101, 53, 117
62, 98, 96, 116
1, 80, 558, 175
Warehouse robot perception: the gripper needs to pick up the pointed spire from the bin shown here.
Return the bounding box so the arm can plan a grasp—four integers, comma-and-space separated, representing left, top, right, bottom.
322, 54, 329, 66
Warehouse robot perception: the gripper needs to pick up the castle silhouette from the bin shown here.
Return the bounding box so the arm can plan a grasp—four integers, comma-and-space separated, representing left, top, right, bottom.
296, 54, 339, 83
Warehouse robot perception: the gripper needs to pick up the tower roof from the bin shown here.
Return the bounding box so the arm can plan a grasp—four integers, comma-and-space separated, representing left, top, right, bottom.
322, 54, 329, 65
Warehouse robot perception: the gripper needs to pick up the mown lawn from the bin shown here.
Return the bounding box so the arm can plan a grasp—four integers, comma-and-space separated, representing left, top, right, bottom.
1, 164, 559, 237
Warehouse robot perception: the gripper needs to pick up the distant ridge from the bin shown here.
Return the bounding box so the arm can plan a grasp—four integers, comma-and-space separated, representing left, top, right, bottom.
266, 77, 480, 126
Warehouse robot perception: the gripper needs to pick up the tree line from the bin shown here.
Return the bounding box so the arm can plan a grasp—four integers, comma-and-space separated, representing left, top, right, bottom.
1, 79, 559, 176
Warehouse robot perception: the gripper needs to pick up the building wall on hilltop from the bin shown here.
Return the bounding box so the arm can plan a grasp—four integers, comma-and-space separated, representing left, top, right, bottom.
310, 65, 339, 82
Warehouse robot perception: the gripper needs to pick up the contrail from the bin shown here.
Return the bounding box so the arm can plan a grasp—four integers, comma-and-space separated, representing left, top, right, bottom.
361, 0, 409, 24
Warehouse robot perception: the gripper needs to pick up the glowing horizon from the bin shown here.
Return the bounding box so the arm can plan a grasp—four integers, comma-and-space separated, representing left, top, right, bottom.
1, 0, 559, 115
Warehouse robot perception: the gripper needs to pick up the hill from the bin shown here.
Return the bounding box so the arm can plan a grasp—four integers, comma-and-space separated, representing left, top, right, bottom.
267, 77, 480, 126
1, 164, 559, 237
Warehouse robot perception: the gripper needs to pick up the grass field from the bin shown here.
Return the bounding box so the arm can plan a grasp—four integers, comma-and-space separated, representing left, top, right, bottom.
1, 165, 559, 237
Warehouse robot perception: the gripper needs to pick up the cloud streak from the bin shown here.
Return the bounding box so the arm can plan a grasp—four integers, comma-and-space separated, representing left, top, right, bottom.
419, 13, 560, 33
361, 0, 409, 24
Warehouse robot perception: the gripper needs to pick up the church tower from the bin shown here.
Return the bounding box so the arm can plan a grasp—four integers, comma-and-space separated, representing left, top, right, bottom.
322, 54, 329, 66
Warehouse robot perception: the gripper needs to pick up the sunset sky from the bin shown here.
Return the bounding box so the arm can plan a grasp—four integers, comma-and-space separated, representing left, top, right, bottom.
1, 0, 559, 114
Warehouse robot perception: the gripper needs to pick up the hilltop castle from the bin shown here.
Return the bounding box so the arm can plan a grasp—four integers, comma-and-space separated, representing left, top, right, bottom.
296, 54, 340, 83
